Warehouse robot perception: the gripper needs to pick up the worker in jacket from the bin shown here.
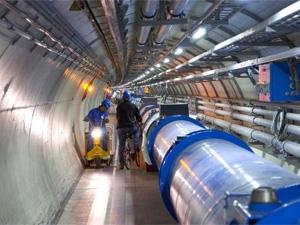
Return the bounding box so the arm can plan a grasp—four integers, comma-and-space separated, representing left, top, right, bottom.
84, 99, 111, 151
116, 91, 142, 169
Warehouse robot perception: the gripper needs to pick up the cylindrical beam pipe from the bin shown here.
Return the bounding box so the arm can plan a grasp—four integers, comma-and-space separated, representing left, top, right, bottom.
141, 107, 160, 165
146, 115, 300, 224
147, 115, 205, 168
165, 136, 300, 224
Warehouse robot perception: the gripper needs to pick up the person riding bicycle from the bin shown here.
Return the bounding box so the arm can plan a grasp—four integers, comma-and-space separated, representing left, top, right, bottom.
84, 98, 111, 152
116, 90, 142, 170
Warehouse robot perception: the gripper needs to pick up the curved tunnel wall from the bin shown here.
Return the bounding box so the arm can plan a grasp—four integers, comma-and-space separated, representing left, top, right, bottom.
0, 35, 105, 223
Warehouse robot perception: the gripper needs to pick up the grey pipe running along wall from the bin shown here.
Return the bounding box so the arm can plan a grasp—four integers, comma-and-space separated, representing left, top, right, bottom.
197, 105, 300, 136
0, 35, 105, 223
197, 100, 300, 122
197, 113, 300, 158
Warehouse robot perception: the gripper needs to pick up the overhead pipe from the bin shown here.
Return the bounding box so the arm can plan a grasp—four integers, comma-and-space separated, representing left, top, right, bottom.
198, 105, 300, 136
145, 113, 300, 224
138, 0, 159, 45
26, 1, 91, 54
155, 0, 188, 44
197, 113, 300, 158
198, 100, 300, 122
0, 0, 100, 72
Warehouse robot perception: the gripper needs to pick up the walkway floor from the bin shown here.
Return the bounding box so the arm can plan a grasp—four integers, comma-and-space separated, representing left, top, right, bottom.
57, 166, 177, 225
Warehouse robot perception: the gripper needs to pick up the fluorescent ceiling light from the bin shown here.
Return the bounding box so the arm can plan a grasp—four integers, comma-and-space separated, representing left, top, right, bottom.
174, 77, 182, 81
185, 74, 195, 79
139, 74, 145, 79
163, 58, 170, 63
146, 71, 150, 74
227, 72, 234, 78
174, 47, 183, 55
175, 64, 184, 69
150, 67, 155, 71
155, 63, 161, 68
192, 27, 206, 40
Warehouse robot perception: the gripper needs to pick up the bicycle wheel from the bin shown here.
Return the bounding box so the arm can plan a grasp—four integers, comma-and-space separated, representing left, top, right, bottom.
123, 148, 131, 170
135, 151, 140, 167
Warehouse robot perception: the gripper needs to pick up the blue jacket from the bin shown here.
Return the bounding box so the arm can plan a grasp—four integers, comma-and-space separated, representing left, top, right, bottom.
86, 107, 108, 129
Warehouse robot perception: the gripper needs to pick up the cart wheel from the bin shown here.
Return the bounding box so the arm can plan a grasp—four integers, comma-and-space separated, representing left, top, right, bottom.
95, 157, 101, 168
85, 159, 90, 168
109, 156, 113, 166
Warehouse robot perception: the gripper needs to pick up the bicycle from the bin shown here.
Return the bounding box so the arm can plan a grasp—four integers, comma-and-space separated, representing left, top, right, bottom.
123, 132, 140, 169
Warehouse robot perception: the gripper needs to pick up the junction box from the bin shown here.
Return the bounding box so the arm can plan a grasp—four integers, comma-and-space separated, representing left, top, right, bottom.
258, 62, 300, 102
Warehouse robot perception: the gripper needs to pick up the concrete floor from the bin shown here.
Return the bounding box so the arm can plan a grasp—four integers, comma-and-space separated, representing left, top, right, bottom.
57, 166, 177, 225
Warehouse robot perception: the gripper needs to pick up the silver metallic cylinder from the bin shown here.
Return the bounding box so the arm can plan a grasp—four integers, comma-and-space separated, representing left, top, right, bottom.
169, 138, 300, 224
142, 110, 160, 165
153, 120, 204, 167
146, 115, 300, 224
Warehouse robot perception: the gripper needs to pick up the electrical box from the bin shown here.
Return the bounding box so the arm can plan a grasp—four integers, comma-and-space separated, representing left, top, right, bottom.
257, 62, 300, 102
141, 97, 157, 106
160, 104, 189, 117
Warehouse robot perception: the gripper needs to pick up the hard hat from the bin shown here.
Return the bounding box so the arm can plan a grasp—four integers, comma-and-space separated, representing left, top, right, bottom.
123, 90, 131, 100
101, 99, 111, 109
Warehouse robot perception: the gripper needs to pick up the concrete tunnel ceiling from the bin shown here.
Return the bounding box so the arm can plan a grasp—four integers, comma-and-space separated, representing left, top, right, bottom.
0, 0, 300, 224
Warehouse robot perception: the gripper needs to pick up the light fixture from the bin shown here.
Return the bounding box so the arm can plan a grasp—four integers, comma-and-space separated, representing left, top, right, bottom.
91, 128, 102, 139
175, 64, 184, 69
163, 58, 170, 63
146, 71, 150, 74
139, 74, 145, 79
174, 77, 182, 81
185, 74, 195, 79
192, 27, 206, 40
174, 47, 183, 55
25, 18, 33, 23
155, 63, 161, 68
228, 72, 234, 78
150, 67, 155, 71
